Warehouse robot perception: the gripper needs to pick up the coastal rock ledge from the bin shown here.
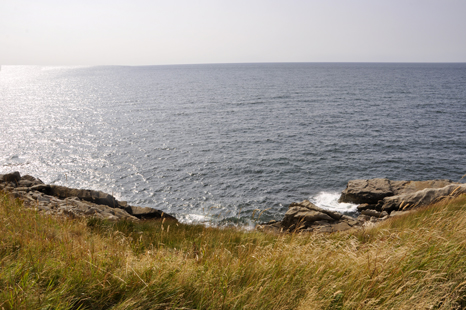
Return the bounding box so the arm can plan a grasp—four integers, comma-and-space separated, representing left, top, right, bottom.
259, 178, 466, 234
339, 178, 466, 213
257, 200, 362, 233
0, 171, 177, 222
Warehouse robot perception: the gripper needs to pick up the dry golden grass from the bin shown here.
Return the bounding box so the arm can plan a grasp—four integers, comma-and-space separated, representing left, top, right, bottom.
1, 191, 466, 309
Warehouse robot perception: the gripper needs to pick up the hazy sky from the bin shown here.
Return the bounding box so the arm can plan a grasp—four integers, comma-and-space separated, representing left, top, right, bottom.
1, 0, 465, 65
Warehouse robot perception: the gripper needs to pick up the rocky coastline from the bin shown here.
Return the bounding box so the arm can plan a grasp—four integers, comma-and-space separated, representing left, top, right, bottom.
0, 171, 177, 222
258, 178, 466, 233
2, 171, 465, 233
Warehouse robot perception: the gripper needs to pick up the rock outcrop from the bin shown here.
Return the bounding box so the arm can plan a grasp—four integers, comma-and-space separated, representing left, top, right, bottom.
339, 178, 464, 216
380, 184, 466, 212
30, 184, 119, 209
0, 171, 177, 222
258, 200, 363, 233
260, 178, 465, 234
125, 206, 177, 221
4, 171, 462, 233
339, 178, 455, 205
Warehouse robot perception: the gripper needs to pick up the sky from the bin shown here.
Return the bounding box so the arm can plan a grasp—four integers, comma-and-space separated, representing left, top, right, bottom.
1, 0, 465, 65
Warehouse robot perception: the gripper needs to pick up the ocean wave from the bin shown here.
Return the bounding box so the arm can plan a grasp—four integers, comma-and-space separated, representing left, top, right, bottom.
309, 191, 358, 214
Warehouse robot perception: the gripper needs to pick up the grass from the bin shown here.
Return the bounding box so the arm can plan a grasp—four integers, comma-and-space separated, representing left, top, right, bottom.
1, 191, 466, 309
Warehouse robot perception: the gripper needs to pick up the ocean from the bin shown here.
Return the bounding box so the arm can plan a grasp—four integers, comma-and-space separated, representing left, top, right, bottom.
1, 63, 465, 225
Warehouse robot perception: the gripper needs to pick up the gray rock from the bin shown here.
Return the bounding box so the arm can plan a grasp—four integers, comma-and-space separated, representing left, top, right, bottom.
357, 203, 376, 212
357, 214, 371, 222
15, 187, 30, 192
361, 209, 384, 218
280, 200, 362, 233
315, 226, 333, 233
30, 184, 52, 193
51, 185, 119, 208
31, 184, 119, 208
282, 201, 334, 228
18, 180, 33, 187
311, 220, 330, 226
21, 175, 43, 183
381, 184, 466, 212
37, 205, 51, 211
339, 178, 456, 205
256, 220, 283, 233
117, 201, 128, 208
60, 197, 139, 221
2, 172, 21, 184
332, 222, 352, 232
340, 215, 360, 226
3, 173, 178, 222
339, 178, 393, 204
125, 206, 178, 221
19, 175, 43, 187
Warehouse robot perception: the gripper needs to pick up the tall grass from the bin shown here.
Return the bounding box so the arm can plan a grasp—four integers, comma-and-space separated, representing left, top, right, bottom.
1, 191, 466, 309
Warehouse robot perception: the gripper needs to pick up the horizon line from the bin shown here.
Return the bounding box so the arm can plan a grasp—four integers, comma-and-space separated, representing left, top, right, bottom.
2, 61, 466, 67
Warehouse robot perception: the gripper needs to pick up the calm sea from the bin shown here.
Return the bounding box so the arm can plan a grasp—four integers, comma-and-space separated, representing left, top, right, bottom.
1, 63, 465, 224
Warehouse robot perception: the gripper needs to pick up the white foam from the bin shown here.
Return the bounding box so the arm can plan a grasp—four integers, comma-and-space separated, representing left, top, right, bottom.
177, 213, 212, 225
309, 191, 357, 213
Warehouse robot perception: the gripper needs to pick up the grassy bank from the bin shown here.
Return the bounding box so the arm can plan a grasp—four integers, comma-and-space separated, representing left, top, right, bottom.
1, 191, 466, 309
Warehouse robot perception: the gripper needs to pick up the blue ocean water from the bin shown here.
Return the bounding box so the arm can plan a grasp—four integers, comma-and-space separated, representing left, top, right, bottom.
1, 63, 465, 224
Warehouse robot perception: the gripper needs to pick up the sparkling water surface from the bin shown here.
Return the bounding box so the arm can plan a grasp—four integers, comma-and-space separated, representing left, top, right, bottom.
1, 63, 465, 224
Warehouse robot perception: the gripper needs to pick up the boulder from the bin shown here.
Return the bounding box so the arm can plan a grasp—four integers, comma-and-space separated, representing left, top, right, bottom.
339, 178, 394, 204
381, 184, 466, 213
18, 175, 44, 187
125, 206, 178, 221
357, 203, 376, 212
1, 171, 21, 184
339, 178, 456, 205
21, 174, 43, 182
361, 209, 388, 218
18, 180, 34, 187
280, 200, 360, 232
30, 184, 52, 193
